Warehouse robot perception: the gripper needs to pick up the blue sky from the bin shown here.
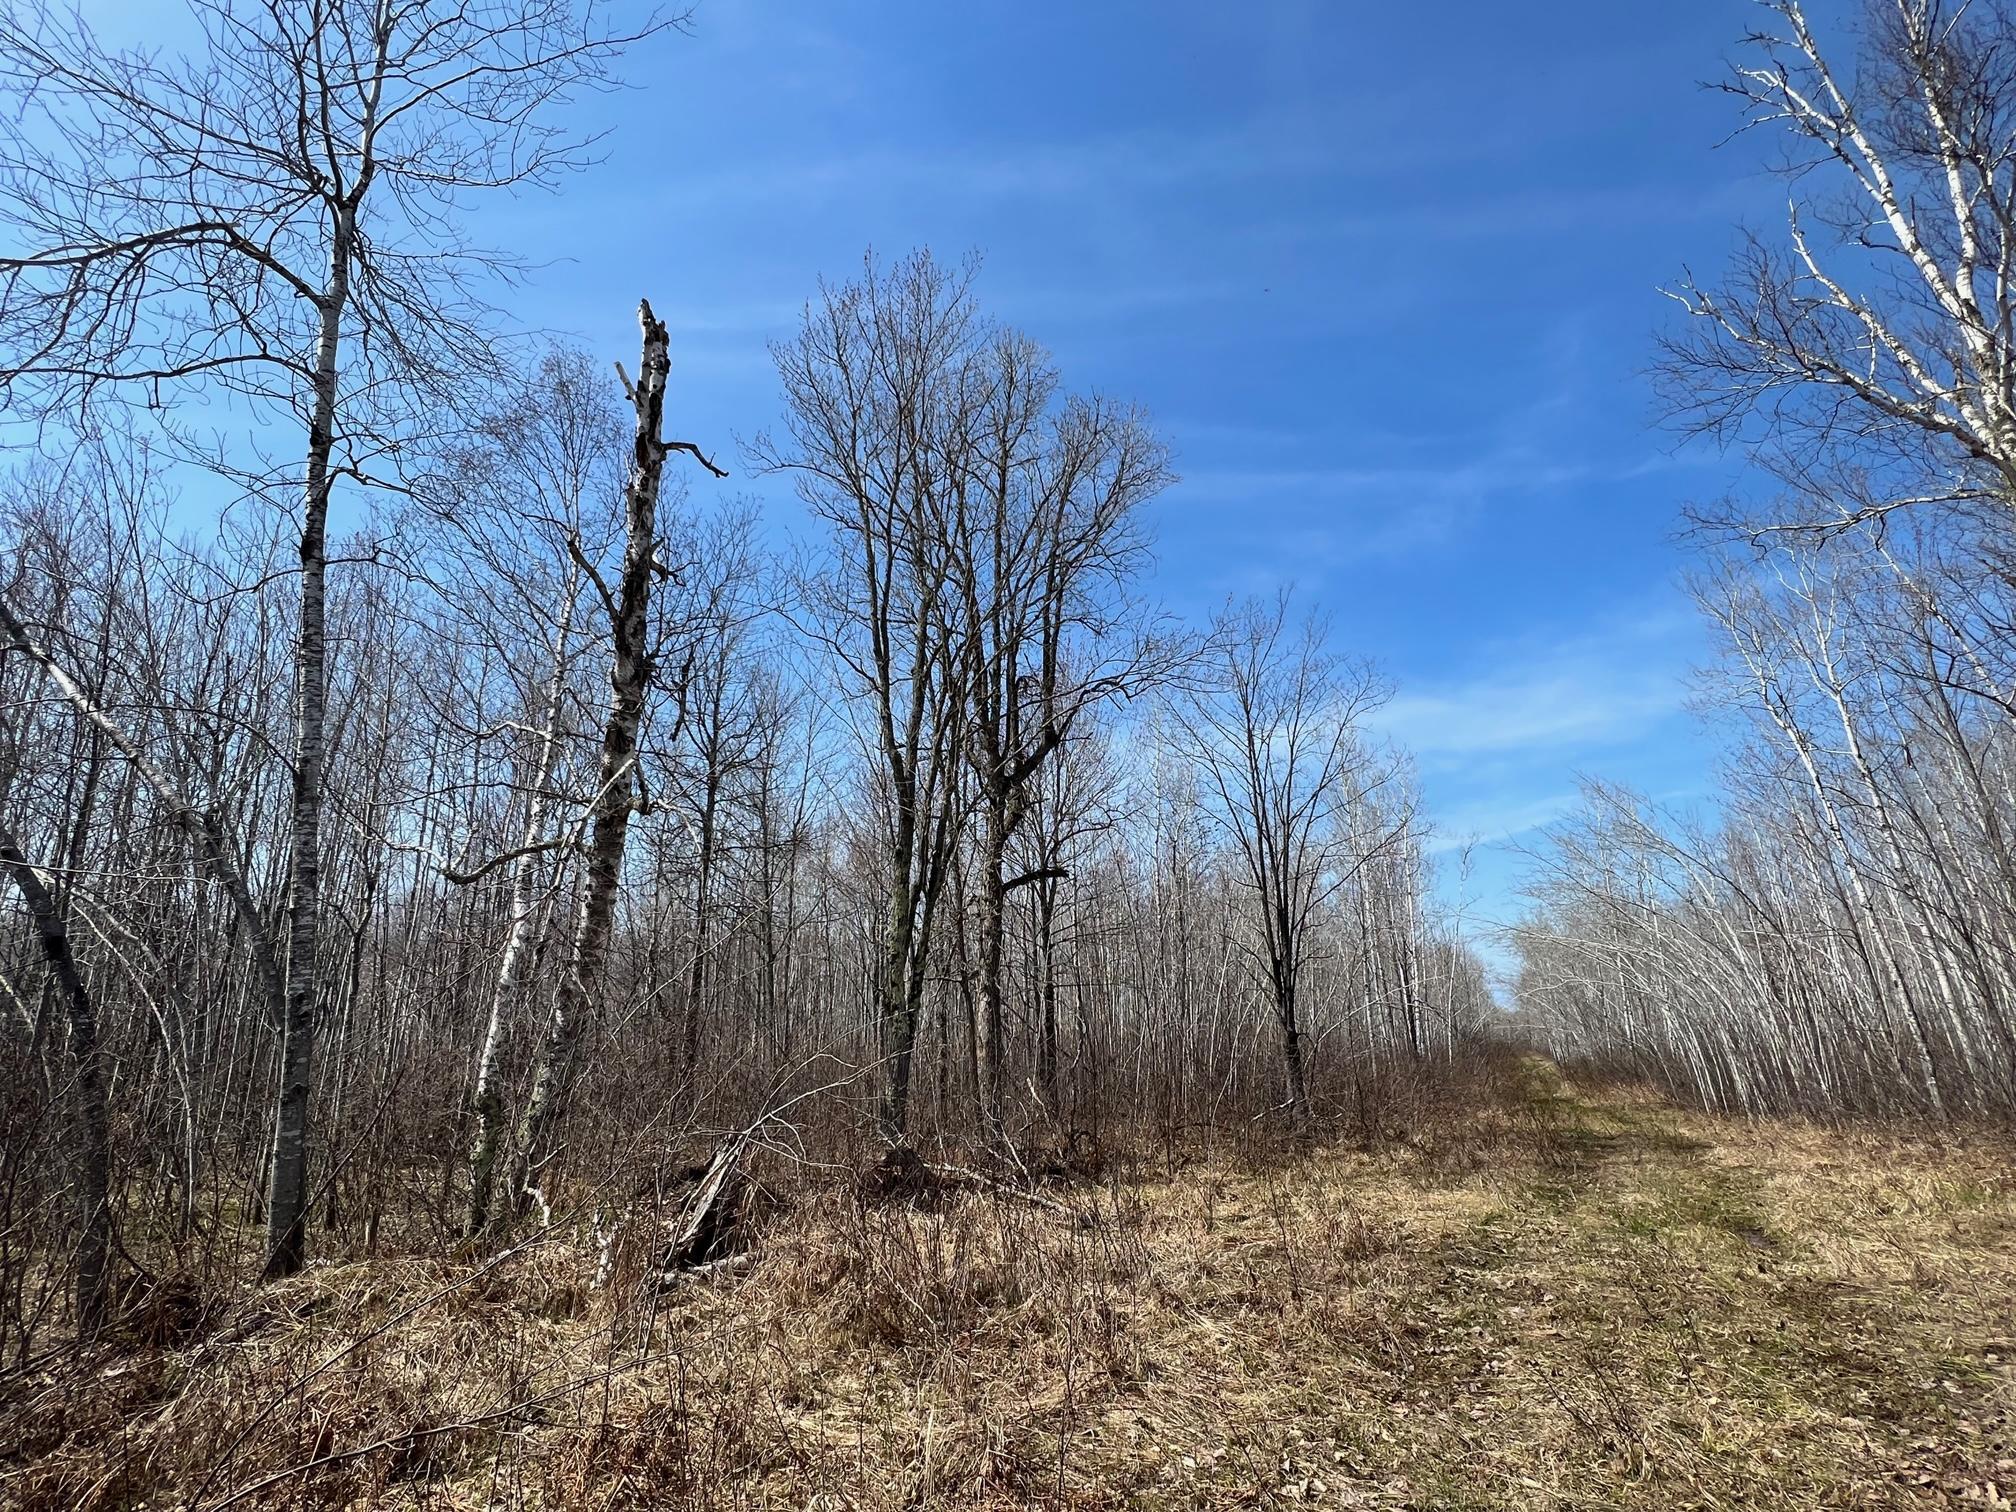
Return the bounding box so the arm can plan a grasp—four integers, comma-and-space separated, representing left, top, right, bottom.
83, 0, 1792, 972
538, 0, 1780, 969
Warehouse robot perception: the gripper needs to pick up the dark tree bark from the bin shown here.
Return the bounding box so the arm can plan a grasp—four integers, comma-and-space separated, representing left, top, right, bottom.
0, 823, 111, 1334
503, 299, 721, 1223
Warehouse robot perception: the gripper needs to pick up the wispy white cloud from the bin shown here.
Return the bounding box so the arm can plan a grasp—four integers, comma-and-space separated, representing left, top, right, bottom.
1168, 439, 1698, 582
1374, 606, 1696, 763
651, 97, 1501, 217
1176, 453, 1597, 506
1387, 600, 1712, 972
1298, 180, 1758, 244
1425, 791, 1581, 855
1377, 669, 1681, 761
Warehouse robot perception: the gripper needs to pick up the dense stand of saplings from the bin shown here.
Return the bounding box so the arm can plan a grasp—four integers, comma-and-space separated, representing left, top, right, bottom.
1518, 1, 2016, 1123
0, 3, 1489, 1351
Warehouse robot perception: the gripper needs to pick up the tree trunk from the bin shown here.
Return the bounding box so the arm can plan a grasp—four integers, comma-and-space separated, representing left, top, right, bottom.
466, 594, 575, 1236
683, 770, 719, 1070
1276, 966, 1308, 1120
876, 882, 920, 1143
505, 300, 681, 1222
265, 206, 352, 1281
0, 824, 111, 1334
1036, 877, 1060, 1104
973, 806, 1009, 1139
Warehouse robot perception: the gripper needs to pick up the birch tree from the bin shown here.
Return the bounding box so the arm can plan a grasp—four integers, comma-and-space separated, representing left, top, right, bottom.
1542, 0, 2016, 1120
1662, 0, 2016, 538
418, 347, 627, 1237
501, 300, 725, 1226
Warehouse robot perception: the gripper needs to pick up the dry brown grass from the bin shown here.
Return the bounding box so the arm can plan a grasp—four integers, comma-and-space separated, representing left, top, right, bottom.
4, 1061, 2013, 1510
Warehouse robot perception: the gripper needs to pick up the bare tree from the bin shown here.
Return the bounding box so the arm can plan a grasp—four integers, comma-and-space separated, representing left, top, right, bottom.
1538, 0, 2016, 1122
0, 818, 110, 1333
0, 0, 663, 1277
1178, 595, 1396, 1120
939, 329, 1176, 1137
1662, 0, 2016, 540
0, 591, 286, 1031
673, 505, 769, 1073
412, 346, 629, 1237
1017, 721, 1122, 1108
502, 300, 725, 1225
755, 252, 977, 1144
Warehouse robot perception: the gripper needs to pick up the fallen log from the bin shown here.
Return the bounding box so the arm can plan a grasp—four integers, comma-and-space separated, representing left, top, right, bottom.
929, 1162, 1089, 1222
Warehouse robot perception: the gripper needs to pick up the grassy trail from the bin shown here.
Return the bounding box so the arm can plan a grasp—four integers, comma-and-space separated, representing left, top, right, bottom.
4, 1062, 2013, 1509
1350, 1058, 2016, 1508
